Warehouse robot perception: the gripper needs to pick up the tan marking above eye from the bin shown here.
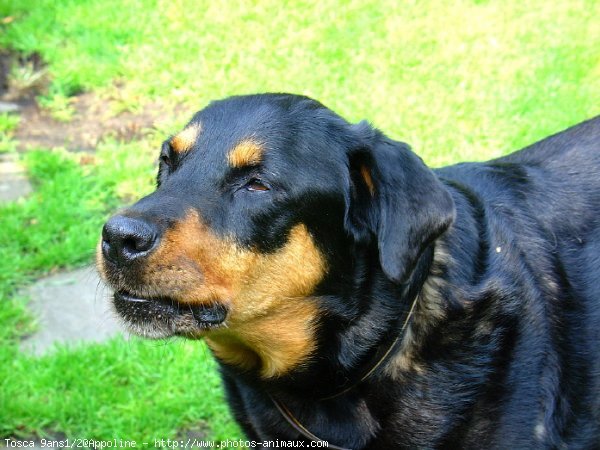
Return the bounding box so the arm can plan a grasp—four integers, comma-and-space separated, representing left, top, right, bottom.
135, 210, 327, 378
227, 139, 264, 168
170, 123, 202, 153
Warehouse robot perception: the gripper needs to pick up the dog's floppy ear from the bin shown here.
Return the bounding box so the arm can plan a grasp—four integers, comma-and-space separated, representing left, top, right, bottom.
345, 123, 455, 283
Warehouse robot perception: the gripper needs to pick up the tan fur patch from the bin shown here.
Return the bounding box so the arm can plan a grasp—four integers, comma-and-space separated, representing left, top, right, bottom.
96, 241, 106, 280
137, 211, 327, 378
227, 139, 264, 168
170, 123, 202, 153
359, 164, 375, 196
206, 300, 320, 377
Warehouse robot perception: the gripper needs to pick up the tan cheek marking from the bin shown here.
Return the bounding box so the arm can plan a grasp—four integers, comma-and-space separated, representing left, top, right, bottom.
142, 212, 235, 302
142, 211, 327, 377
227, 139, 264, 168
171, 123, 202, 153
206, 300, 320, 378
206, 223, 326, 377
360, 164, 375, 196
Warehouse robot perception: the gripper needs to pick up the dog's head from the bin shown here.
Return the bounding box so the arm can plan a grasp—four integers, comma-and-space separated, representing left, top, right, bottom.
97, 94, 454, 377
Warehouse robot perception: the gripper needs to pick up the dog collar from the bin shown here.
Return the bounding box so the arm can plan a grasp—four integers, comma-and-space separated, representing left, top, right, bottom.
270, 396, 353, 450
270, 288, 419, 448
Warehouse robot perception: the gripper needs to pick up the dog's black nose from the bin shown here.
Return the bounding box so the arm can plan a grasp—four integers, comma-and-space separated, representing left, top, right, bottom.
102, 215, 158, 265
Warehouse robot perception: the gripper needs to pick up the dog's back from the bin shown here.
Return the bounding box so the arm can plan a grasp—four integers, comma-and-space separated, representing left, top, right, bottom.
434, 116, 600, 447
503, 116, 600, 227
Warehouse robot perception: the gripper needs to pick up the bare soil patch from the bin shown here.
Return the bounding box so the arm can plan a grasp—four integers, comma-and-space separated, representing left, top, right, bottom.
1, 51, 170, 152
14, 92, 165, 151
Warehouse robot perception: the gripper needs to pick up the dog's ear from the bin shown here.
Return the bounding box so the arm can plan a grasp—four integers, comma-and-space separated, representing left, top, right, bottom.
345, 123, 455, 284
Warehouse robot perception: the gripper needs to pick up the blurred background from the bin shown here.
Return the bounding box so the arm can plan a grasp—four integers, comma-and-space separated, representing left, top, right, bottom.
0, 0, 598, 446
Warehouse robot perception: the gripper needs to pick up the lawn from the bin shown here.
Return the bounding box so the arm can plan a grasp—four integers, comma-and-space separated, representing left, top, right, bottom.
0, 0, 598, 446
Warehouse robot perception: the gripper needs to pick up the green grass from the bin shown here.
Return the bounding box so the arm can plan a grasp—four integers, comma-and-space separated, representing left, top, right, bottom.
0, 146, 142, 297
2, 337, 237, 441
0, 113, 20, 152
0, 113, 19, 134
0, 0, 599, 446
1, 0, 598, 164
38, 93, 76, 122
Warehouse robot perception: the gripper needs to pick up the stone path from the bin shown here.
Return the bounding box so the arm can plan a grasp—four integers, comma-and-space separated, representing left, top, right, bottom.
20, 267, 122, 355
0, 153, 32, 202
0, 150, 121, 355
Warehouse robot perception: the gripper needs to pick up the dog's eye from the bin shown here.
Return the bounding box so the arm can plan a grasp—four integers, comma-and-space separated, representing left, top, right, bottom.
245, 178, 270, 192
160, 154, 172, 168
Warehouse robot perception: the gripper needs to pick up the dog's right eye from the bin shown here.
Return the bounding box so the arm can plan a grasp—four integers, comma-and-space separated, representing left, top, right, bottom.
160, 154, 172, 168
244, 178, 271, 192
159, 140, 177, 171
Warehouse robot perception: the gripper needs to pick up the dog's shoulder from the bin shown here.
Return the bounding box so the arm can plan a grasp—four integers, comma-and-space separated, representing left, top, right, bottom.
436, 116, 600, 230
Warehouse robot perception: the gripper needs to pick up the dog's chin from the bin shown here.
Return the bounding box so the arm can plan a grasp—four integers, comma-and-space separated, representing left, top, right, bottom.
112, 291, 228, 339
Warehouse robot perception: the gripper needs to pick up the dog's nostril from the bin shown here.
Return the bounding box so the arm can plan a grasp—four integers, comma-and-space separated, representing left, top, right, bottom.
101, 237, 115, 262
122, 237, 139, 253
121, 234, 154, 255
102, 215, 159, 265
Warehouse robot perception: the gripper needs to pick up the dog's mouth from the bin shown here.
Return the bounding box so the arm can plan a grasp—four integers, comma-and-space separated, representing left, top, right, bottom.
113, 290, 228, 339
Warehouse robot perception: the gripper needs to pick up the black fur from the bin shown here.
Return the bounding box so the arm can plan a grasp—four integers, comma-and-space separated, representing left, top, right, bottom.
101, 94, 600, 449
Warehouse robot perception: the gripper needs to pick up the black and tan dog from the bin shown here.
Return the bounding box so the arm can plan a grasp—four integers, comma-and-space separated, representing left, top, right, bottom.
97, 94, 600, 449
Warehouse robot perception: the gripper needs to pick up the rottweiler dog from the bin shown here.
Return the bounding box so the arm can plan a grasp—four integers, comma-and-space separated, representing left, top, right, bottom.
97, 94, 600, 449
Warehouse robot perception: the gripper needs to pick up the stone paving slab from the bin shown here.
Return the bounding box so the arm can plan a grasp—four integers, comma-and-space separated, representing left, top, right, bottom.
0, 153, 32, 203
0, 100, 20, 113
20, 267, 123, 355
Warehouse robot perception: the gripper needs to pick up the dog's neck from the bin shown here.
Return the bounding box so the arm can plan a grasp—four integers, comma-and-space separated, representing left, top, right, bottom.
213, 238, 443, 399
213, 238, 458, 449
326, 243, 439, 388
245, 241, 439, 398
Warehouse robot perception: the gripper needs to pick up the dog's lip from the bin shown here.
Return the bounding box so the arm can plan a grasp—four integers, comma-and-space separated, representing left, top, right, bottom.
114, 290, 228, 327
